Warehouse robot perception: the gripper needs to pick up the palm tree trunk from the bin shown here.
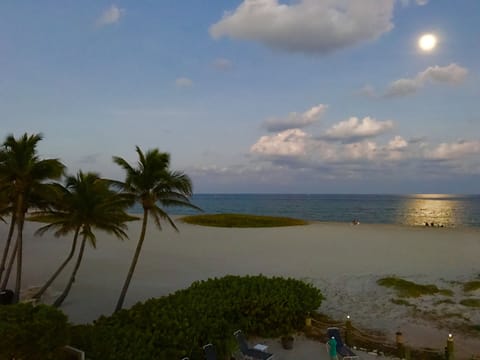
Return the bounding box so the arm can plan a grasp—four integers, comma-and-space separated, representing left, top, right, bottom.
33, 227, 80, 300
114, 208, 149, 312
13, 194, 25, 303
53, 233, 87, 308
0, 237, 17, 290
0, 214, 16, 285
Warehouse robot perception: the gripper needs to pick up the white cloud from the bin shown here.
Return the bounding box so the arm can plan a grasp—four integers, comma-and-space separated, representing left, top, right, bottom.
210, 0, 395, 55
175, 77, 194, 88
385, 63, 468, 97
344, 141, 378, 160
263, 104, 327, 132
212, 58, 233, 70
324, 117, 394, 142
399, 0, 429, 6
96, 5, 124, 26
387, 136, 408, 150
248, 128, 480, 183
250, 129, 308, 157
427, 140, 480, 160
358, 84, 377, 98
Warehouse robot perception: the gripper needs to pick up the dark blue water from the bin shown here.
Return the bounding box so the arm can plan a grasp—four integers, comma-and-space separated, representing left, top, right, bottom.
134, 194, 480, 228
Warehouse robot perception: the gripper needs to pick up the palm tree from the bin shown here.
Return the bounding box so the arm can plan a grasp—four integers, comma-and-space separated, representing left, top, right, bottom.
29, 171, 137, 307
113, 146, 199, 312
27, 183, 79, 300
0, 133, 65, 302
0, 187, 16, 286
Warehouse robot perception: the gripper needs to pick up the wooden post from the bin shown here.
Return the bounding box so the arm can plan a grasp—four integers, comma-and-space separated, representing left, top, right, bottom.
345, 315, 352, 347
396, 331, 405, 359
305, 316, 312, 327
446, 334, 454, 360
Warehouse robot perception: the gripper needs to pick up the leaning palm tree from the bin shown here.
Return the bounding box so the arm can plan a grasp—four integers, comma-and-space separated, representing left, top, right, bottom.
0, 185, 55, 290
0, 186, 16, 286
0, 133, 65, 302
113, 146, 199, 312
29, 171, 137, 307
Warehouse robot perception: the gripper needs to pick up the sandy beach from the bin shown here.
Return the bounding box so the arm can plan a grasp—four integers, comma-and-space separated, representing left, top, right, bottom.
3, 219, 480, 358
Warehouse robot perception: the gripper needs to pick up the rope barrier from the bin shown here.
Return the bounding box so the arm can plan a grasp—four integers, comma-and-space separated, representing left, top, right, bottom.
307, 315, 447, 358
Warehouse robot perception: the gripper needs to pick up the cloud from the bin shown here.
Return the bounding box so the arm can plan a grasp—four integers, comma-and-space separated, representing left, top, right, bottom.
324, 117, 394, 142
212, 58, 233, 70
385, 63, 468, 97
78, 153, 101, 164
427, 140, 480, 160
210, 0, 395, 55
357, 84, 377, 98
262, 104, 327, 132
247, 130, 480, 187
96, 5, 124, 26
175, 77, 194, 88
250, 129, 308, 157
399, 0, 428, 6
387, 136, 408, 151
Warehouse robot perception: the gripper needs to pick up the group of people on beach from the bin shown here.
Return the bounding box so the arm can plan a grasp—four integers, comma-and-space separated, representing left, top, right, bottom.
351, 218, 360, 225
425, 221, 444, 228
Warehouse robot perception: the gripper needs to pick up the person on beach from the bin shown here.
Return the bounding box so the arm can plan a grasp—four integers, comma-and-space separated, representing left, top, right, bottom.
328, 336, 338, 360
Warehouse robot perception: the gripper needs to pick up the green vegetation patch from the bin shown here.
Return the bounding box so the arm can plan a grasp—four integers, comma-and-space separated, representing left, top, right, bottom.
463, 280, 480, 292
471, 324, 480, 332
180, 213, 308, 227
71, 275, 323, 360
433, 299, 456, 305
377, 277, 451, 298
460, 298, 480, 308
390, 298, 415, 307
0, 303, 70, 360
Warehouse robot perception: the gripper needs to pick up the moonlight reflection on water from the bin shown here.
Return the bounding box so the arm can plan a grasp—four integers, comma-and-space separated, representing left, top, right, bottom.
398, 194, 463, 227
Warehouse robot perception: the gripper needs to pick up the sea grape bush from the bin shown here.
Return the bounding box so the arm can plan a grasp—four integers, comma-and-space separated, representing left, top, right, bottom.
0, 303, 70, 360
72, 275, 323, 360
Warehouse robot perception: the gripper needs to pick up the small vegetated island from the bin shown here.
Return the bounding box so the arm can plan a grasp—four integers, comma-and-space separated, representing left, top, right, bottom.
180, 213, 308, 227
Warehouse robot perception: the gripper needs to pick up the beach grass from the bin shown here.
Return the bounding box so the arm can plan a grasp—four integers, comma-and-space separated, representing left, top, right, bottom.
460, 298, 480, 308
377, 277, 453, 298
390, 298, 416, 307
433, 298, 456, 305
179, 213, 308, 228
463, 280, 480, 292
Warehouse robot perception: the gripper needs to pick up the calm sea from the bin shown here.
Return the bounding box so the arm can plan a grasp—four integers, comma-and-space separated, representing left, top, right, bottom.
136, 194, 480, 228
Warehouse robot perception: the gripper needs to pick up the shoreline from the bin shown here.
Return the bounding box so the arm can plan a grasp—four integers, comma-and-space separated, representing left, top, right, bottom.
2, 218, 480, 358
173, 213, 480, 232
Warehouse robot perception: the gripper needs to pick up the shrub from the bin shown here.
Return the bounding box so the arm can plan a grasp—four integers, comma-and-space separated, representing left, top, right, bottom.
0, 303, 70, 360
377, 277, 451, 298
72, 275, 323, 360
463, 280, 480, 292
180, 213, 308, 227
460, 298, 480, 308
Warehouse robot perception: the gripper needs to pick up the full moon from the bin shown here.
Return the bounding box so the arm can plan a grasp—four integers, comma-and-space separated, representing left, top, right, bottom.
418, 33, 437, 51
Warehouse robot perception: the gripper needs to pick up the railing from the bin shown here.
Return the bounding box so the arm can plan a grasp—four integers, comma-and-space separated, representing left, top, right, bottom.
305, 314, 464, 360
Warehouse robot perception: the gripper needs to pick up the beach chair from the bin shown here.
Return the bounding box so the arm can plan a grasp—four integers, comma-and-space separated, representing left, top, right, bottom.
203, 343, 217, 360
327, 327, 359, 360
233, 330, 274, 360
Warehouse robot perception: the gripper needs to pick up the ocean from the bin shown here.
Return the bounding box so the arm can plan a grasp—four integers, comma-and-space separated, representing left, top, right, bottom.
135, 194, 480, 228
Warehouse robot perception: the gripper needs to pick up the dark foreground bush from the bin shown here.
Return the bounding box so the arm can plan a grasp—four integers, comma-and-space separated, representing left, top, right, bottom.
0, 303, 70, 360
72, 275, 323, 360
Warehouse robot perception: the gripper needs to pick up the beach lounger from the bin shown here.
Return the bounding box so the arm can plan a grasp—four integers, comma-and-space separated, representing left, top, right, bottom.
203, 343, 217, 360
327, 327, 359, 360
233, 330, 274, 360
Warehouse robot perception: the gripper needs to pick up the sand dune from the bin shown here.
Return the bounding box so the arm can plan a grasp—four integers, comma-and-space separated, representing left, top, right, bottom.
3, 219, 480, 358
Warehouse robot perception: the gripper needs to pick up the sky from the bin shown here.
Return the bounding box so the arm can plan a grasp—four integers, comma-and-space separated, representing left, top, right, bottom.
1, 0, 479, 194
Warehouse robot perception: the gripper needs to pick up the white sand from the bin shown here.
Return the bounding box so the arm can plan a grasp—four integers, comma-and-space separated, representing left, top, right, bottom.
3, 219, 480, 359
